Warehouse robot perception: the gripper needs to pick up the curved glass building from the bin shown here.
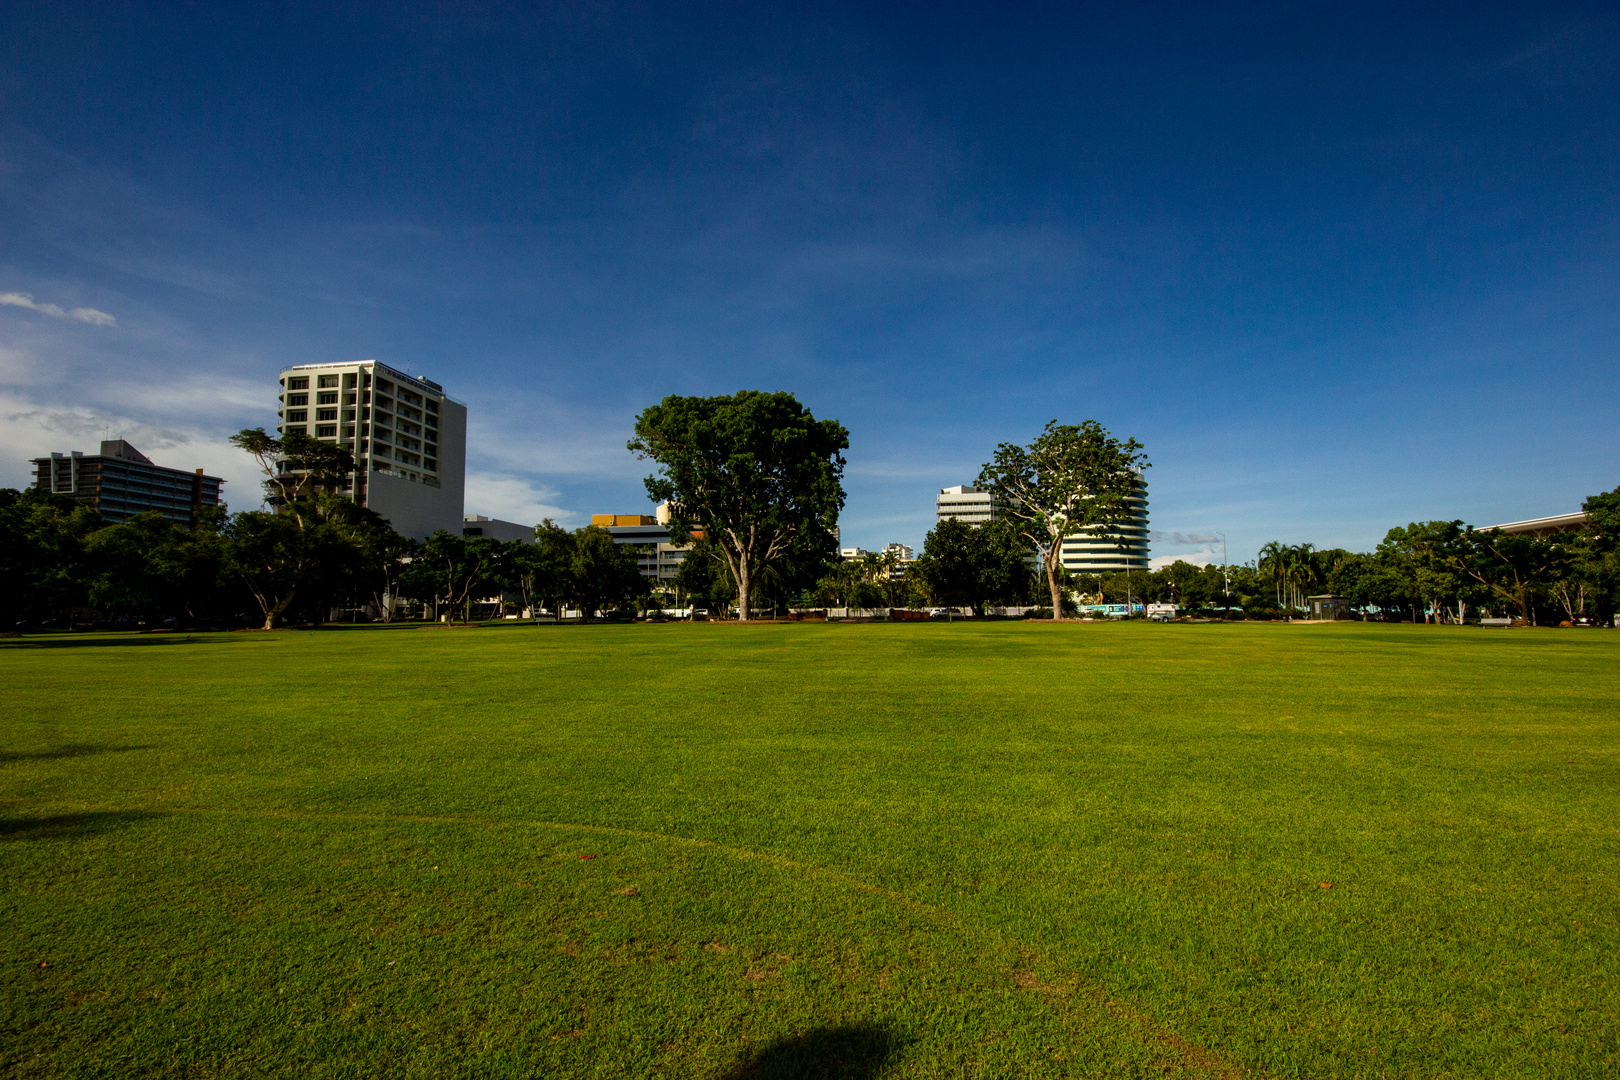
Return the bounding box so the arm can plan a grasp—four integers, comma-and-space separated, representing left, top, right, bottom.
1058, 475, 1150, 574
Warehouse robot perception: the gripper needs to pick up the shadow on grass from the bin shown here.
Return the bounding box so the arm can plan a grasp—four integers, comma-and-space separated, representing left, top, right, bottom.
0, 810, 165, 841
0, 743, 155, 763
0, 634, 220, 650
718, 1024, 899, 1080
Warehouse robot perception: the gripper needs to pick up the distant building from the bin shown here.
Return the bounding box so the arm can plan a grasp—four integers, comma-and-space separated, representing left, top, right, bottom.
463, 515, 534, 543
1060, 474, 1151, 574
591, 510, 693, 584
936, 485, 997, 525
935, 478, 1150, 574
882, 542, 913, 561
840, 547, 868, 560
30, 440, 224, 525
1481, 512, 1586, 537
276, 360, 466, 541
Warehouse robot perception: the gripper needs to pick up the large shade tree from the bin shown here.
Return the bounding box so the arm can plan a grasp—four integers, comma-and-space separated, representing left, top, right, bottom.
911, 517, 1031, 616
978, 420, 1148, 619
628, 391, 848, 622
230, 428, 357, 524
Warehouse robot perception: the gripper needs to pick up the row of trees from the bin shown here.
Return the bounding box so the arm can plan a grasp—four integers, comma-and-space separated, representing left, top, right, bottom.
1248, 496, 1620, 624
630, 403, 1147, 621
1071, 488, 1619, 625
18, 389, 1603, 628
0, 427, 658, 631
9, 396, 1140, 628
0, 483, 657, 630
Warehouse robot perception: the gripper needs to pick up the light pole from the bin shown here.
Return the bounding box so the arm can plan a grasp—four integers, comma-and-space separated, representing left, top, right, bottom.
1216, 532, 1230, 618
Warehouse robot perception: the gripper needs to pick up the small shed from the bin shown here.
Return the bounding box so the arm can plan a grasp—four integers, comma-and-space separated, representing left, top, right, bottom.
1306, 595, 1351, 620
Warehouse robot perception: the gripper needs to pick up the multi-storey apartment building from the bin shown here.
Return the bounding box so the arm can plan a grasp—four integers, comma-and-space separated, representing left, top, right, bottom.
276, 360, 466, 540
1058, 475, 1151, 574
31, 440, 224, 525
934, 477, 1150, 574
590, 512, 692, 585
935, 485, 997, 525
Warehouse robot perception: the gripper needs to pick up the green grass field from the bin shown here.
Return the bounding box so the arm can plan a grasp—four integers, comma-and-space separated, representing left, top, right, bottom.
3, 621, 1617, 1078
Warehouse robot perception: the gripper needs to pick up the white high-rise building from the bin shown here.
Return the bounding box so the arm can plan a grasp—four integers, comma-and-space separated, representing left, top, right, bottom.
935, 478, 1150, 573
935, 485, 997, 524
1058, 474, 1151, 574
276, 360, 466, 540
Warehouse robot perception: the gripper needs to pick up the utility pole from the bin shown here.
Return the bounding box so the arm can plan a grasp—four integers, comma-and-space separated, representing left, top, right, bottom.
1217, 532, 1230, 619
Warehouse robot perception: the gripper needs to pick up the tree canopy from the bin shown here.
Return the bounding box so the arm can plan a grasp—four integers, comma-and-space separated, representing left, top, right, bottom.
978, 420, 1148, 620
910, 518, 1032, 615
628, 391, 847, 621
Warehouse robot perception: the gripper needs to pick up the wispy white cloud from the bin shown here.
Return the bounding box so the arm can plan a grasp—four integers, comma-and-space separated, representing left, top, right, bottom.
1151, 530, 1221, 546
463, 470, 576, 528
465, 392, 644, 481
0, 291, 116, 326
1150, 552, 1219, 569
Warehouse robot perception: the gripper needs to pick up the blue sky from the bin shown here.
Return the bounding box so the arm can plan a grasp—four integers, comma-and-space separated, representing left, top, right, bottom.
2, 2, 1616, 565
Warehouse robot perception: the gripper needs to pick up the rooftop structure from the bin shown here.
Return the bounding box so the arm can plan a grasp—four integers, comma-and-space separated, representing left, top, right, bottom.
463, 515, 534, 543
1481, 512, 1587, 537
30, 440, 224, 525
276, 360, 466, 540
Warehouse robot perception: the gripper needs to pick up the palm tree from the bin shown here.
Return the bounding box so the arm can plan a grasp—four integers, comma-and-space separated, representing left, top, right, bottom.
1258, 542, 1287, 609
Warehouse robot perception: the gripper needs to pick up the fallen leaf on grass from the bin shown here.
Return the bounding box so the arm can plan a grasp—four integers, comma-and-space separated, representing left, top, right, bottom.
579, 854, 597, 860
617, 885, 640, 897
1319, 883, 1332, 889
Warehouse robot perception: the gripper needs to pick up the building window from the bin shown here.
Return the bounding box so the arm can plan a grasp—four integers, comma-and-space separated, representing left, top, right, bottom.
317, 425, 337, 438
317, 392, 338, 405
373, 447, 390, 459
425, 400, 439, 414
287, 410, 307, 422
424, 459, 437, 471
318, 375, 339, 389
287, 377, 309, 390
317, 409, 338, 421
287, 393, 308, 406
376, 378, 394, 393
424, 442, 437, 455
285, 425, 306, 435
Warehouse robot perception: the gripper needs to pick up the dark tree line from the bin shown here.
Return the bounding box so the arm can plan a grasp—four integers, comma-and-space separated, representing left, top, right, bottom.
0, 428, 653, 631
1091, 486, 1620, 624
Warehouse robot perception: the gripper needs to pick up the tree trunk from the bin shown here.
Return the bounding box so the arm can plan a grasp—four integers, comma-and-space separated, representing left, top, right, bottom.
737, 554, 751, 622
1047, 553, 1063, 619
